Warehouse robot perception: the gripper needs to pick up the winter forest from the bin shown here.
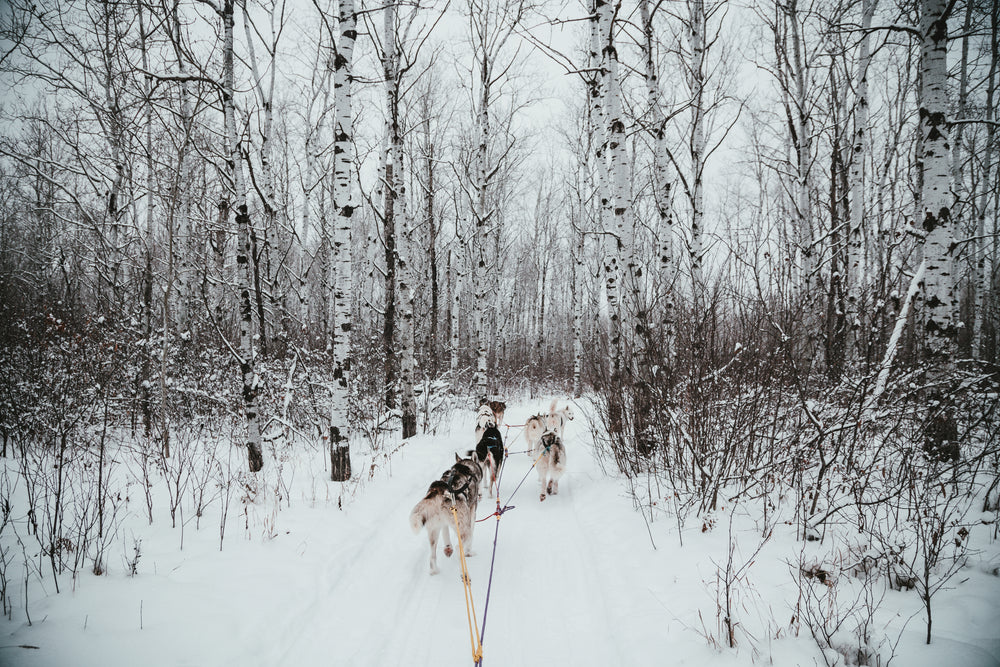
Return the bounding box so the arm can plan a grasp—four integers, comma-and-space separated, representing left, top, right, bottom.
0, 0, 999, 664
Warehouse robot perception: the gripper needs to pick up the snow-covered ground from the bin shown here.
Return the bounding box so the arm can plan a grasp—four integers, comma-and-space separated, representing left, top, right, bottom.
2, 398, 999, 666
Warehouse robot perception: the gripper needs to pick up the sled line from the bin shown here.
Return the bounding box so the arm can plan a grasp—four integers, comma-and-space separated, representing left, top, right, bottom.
471, 446, 546, 666
450, 506, 483, 664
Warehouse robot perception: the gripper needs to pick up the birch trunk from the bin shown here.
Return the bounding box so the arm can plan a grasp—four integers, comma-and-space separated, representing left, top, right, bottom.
421, 96, 440, 376
973, 1, 998, 359
329, 0, 356, 481
142, 5, 174, 460
386, 0, 417, 439
449, 246, 462, 375
379, 0, 417, 435
170, 1, 194, 337
688, 0, 707, 309
382, 101, 398, 411
787, 0, 814, 301
918, 0, 955, 368
100, 7, 126, 311
473, 46, 491, 403
243, 3, 283, 353
591, 0, 613, 328
224, 0, 264, 473
572, 228, 585, 398
846, 0, 874, 366
596, 0, 623, 348
640, 0, 676, 369
138, 3, 155, 440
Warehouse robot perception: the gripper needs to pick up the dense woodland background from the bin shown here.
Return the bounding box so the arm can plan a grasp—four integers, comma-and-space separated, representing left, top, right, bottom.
0, 0, 998, 656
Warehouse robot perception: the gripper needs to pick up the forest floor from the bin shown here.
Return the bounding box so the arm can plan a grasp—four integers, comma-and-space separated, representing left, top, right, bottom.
2, 397, 999, 666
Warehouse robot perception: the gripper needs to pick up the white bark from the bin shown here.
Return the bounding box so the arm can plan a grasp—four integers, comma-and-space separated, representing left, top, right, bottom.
330, 0, 356, 478
465, 0, 521, 401
383, 0, 417, 437
918, 0, 955, 368
688, 0, 707, 307
640, 0, 675, 366
869, 261, 925, 409
449, 246, 462, 375
596, 0, 625, 357
973, 3, 997, 359
845, 0, 874, 365
223, 0, 264, 473
572, 228, 585, 398
170, 1, 194, 335
242, 1, 284, 344
591, 0, 613, 325
787, 0, 813, 298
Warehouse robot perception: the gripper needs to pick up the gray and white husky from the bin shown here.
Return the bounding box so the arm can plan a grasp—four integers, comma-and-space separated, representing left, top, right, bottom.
533, 431, 566, 502
410, 453, 483, 574
524, 399, 574, 453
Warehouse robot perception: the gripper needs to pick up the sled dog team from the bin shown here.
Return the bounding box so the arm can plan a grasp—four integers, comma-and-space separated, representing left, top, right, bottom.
409, 399, 574, 575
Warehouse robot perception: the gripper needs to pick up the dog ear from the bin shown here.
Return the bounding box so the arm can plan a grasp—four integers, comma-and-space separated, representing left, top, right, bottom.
455, 452, 461, 463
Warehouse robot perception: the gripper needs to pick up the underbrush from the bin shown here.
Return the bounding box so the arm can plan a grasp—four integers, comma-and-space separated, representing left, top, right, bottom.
591, 354, 1000, 662
0, 314, 475, 627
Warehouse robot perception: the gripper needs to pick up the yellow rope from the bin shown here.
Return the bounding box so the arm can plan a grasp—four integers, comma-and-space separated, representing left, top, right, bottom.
451, 506, 483, 663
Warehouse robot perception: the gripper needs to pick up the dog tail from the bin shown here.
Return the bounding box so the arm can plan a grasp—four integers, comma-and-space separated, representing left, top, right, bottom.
549, 398, 558, 414
410, 503, 427, 534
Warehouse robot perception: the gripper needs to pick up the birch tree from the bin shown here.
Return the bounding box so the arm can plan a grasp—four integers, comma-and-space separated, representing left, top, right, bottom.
685, 0, 709, 311
845, 0, 875, 366
242, 0, 288, 356
463, 0, 526, 403
917, 0, 955, 362
917, 0, 957, 458
220, 0, 265, 472
302, 0, 336, 340
329, 0, 356, 480
366, 0, 440, 437
639, 0, 676, 371
382, 0, 418, 439
973, 0, 998, 359
166, 0, 197, 339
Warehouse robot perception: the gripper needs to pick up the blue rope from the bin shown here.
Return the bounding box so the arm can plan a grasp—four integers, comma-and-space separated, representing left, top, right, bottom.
474, 446, 542, 667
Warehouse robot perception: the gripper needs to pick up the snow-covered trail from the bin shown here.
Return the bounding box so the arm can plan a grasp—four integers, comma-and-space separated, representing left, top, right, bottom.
253, 399, 685, 666
5, 398, 999, 667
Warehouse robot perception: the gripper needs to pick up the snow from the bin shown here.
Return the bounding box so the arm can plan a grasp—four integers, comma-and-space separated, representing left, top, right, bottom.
2, 398, 999, 667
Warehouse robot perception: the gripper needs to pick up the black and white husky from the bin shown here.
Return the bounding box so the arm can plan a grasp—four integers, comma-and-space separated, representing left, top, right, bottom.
534, 431, 566, 502
410, 454, 483, 575
474, 404, 505, 496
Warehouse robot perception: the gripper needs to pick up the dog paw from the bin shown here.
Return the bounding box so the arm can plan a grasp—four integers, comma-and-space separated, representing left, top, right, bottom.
465, 550, 476, 557
546, 481, 553, 494
539, 493, 546, 502
430, 566, 440, 575
444, 545, 453, 557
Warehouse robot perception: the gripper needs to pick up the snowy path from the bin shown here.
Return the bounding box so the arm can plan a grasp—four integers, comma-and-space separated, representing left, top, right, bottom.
5, 398, 1000, 667
253, 400, 684, 666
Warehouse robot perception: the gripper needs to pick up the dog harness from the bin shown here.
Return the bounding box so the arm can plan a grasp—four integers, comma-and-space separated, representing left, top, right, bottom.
444, 467, 474, 498
477, 426, 505, 467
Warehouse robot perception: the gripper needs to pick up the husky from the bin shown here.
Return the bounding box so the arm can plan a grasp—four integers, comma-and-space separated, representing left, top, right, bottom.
486, 399, 506, 429
474, 404, 497, 444
524, 399, 574, 453
534, 431, 566, 502
474, 402, 507, 495
475, 423, 505, 496
410, 454, 483, 574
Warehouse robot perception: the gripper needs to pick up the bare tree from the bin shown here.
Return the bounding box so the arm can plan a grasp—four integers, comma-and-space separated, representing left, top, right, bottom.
845, 0, 876, 367
329, 0, 357, 480
215, 0, 265, 472
973, 0, 998, 359
917, 0, 957, 458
